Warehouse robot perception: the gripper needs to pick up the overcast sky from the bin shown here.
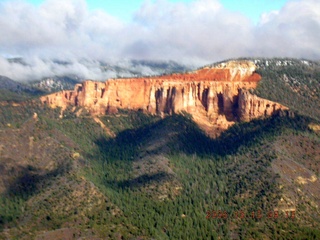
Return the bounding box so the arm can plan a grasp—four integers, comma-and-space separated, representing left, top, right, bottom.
0, 0, 319, 81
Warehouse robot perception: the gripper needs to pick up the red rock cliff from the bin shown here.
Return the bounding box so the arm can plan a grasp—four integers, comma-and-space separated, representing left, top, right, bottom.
40, 60, 287, 134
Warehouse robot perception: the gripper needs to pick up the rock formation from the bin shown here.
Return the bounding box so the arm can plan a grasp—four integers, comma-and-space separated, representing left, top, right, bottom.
237, 89, 288, 122
40, 60, 287, 135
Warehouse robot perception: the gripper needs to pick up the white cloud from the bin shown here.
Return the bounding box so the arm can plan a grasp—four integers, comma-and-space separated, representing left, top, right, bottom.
259, 11, 279, 25
124, 0, 253, 62
0, 0, 319, 81
0, 56, 111, 81
254, 0, 320, 58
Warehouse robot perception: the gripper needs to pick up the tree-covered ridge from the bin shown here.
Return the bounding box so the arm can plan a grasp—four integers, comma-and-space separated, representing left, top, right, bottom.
1, 103, 319, 239
253, 58, 320, 121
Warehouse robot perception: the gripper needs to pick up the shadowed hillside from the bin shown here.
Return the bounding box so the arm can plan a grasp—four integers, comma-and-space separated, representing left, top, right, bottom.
0, 104, 319, 239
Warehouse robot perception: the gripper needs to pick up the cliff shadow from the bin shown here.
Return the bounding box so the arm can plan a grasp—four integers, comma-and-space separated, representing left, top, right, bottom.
93, 111, 312, 189
94, 113, 308, 160
217, 93, 224, 115
201, 88, 209, 110
4, 161, 71, 199
232, 95, 239, 121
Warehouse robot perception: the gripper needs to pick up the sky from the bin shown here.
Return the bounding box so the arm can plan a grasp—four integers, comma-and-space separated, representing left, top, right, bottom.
0, 0, 319, 81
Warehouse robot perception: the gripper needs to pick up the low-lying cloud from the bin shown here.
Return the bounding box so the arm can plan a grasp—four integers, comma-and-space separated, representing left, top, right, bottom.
0, 0, 319, 81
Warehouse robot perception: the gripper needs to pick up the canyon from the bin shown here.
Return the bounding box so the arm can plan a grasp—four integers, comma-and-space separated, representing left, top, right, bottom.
40, 60, 288, 136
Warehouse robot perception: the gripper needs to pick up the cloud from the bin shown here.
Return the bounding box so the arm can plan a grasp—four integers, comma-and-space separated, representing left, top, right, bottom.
253, 0, 320, 59
0, 57, 113, 81
0, 0, 124, 60
125, 0, 253, 62
0, 0, 319, 81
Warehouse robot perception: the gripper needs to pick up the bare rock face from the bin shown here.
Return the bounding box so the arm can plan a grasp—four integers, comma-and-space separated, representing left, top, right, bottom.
238, 89, 288, 121
40, 60, 287, 135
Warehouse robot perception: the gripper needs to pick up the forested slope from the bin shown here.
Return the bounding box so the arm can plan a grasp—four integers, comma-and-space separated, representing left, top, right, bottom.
0, 103, 318, 239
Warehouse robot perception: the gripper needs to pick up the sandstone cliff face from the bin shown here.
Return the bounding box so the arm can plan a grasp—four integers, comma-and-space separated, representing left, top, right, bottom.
40, 60, 287, 135
238, 89, 288, 121
238, 89, 288, 122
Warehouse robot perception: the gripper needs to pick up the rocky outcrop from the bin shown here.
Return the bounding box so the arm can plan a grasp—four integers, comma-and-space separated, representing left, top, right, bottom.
238, 89, 288, 121
40, 60, 287, 134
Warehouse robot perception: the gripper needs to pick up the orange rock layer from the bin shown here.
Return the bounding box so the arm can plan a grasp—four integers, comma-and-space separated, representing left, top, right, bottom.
40, 61, 287, 133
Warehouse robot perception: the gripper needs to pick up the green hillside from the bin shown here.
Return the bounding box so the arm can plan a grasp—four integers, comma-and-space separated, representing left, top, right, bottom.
253, 58, 320, 121
0, 102, 319, 239
0, 76, 44, 102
